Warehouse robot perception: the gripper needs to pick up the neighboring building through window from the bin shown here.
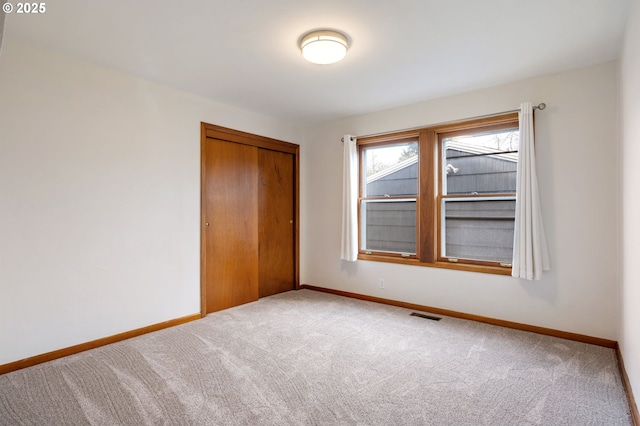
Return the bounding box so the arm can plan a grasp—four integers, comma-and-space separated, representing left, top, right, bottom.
357, 113, 519, 274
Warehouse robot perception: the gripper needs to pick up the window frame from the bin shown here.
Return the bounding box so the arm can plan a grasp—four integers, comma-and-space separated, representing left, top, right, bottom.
357, 113, 519, 275
358, 133, 422, 261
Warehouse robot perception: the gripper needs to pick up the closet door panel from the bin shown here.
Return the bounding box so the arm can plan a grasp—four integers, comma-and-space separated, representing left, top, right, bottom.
203, 139, 259, 313
258, 149, 295, 298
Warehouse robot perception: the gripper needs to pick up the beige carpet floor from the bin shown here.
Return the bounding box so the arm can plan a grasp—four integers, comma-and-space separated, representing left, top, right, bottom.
0, 289, 633, 425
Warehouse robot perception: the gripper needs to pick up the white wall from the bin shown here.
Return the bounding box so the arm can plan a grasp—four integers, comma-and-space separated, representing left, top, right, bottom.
621, 0, 640, 407
0, 40, 303, 364
302, 62, 620, 340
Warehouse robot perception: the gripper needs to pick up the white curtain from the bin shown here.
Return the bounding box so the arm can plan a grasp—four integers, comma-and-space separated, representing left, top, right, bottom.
341, 135, 359, 261
512, 102, 551, 280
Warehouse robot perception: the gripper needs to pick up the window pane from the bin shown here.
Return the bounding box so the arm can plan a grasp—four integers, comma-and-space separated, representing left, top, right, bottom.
364, 142, 418, 196
442, 199, 515, 262
362, 200, 416, 253
443, 130, 518, 195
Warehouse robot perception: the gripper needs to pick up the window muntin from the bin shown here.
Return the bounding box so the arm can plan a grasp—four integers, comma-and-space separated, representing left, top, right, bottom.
357, 114, 519, 274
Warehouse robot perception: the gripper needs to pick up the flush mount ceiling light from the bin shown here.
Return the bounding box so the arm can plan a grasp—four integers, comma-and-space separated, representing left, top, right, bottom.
300, 30, 349, 65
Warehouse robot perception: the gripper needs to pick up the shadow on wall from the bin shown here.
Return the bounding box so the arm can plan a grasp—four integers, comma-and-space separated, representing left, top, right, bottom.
0, 11, 6, 57
340, 259, 359, 277
519, 272, 559, 305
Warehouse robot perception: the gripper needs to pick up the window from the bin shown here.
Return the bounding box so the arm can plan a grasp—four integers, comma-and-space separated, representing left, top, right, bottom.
357, 114, 519, 274
361, 139, 418, 256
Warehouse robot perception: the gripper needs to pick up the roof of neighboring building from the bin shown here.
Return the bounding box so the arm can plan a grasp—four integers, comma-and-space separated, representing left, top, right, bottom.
446, 140, 518, 162
367, 156, 418, 184
367, 141, 517, 184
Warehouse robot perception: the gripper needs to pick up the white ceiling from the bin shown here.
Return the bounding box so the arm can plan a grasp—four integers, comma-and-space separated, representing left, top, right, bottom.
4, 0, 632, 123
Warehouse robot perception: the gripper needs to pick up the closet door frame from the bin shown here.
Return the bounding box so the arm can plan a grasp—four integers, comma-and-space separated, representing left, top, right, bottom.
200, 122, 300, 316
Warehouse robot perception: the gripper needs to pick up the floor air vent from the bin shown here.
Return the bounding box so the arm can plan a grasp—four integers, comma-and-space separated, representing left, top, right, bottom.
410, 312, 442, 321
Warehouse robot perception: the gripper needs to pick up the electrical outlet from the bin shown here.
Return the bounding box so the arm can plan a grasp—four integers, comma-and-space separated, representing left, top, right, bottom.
379, 278, 385, 289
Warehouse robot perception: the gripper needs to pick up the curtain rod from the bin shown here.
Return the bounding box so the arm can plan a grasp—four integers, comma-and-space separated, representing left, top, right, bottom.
341, 103, 546, 142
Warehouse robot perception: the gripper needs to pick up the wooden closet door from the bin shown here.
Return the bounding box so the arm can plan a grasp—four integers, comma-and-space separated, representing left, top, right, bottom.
203, 138, 259, 313
258, 149, 295, 298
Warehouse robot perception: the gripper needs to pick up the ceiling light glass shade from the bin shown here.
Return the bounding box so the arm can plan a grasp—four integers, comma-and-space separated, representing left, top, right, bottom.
300, 30, 348, 65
